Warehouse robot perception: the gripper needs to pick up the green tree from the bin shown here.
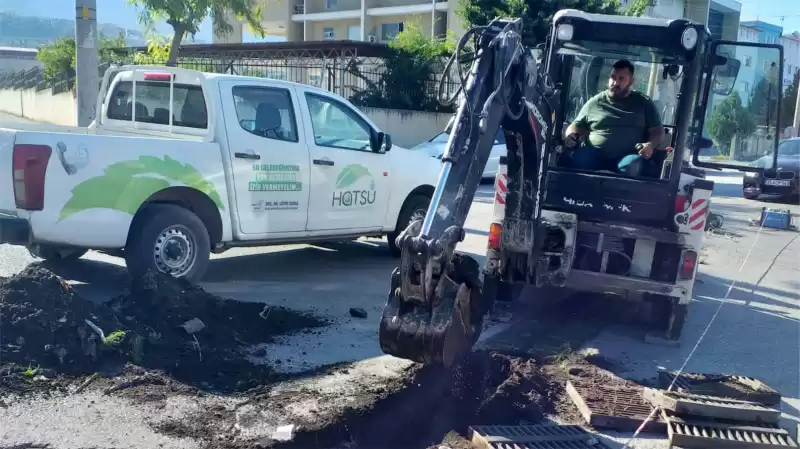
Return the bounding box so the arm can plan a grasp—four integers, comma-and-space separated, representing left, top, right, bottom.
706, 92, 755, 155
37, 33, 127, 85
348, 22, 456, 112
779, 70, 799, 131
127, 0, 266, 67
458, 0, 621, 46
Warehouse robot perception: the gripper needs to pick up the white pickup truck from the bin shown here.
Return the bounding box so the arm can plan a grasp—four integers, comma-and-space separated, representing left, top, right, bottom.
0, 65, 441, 281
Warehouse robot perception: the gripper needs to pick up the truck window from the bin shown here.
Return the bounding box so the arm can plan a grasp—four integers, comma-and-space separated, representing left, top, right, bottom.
106, 81, 208, 129
305, 93, 372, 152
232, 86, 299, 142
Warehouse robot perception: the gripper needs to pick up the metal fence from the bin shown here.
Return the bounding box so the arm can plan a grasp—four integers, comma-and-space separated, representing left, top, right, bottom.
0, 41, 461, 113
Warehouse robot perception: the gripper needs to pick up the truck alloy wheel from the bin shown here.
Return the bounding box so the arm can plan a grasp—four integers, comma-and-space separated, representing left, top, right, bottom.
153, 225, 197, 277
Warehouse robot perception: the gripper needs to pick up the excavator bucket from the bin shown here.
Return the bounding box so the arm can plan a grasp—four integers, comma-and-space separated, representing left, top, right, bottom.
379, 249, 486, 366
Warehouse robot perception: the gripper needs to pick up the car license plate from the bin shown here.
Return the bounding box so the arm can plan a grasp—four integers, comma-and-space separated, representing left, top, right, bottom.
764, 179, 791, 187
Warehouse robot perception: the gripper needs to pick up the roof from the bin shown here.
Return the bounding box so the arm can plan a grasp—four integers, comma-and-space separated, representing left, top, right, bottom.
116, 40, 393, 59
553, 9, 685, 28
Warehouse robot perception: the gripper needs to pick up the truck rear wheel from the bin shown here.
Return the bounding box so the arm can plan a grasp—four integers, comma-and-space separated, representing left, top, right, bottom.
125, 204, 210, 283
388, 194, 430, 257
649, 293, 687, 341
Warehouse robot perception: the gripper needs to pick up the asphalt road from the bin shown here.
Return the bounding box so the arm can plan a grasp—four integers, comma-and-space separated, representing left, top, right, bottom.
1, 111, 798, 449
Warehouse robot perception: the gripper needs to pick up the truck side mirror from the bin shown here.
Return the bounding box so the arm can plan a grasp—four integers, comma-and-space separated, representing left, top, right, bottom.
383, 133, 393, 152
370, 130, 390, 153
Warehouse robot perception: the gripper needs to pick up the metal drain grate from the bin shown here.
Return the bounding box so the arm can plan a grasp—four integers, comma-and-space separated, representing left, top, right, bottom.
469, 425, 613, 449
566, 377, 666, 433
644, 388, 782, 424
658, 370, 781, 406
664, 412, 799, 448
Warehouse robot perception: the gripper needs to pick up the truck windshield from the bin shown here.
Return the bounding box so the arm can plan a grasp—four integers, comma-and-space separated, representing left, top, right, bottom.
560, 42, 687, 127
107, 80, 208, 129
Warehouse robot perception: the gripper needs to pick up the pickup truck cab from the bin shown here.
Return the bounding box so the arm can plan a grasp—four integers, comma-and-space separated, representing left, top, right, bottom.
0, 65, 439, 281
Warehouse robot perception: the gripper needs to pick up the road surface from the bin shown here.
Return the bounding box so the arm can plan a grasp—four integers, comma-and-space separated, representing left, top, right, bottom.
0, 112, 797, 449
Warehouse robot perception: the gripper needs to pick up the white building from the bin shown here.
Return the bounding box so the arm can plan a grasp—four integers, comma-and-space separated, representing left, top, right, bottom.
782, 31, 800, 89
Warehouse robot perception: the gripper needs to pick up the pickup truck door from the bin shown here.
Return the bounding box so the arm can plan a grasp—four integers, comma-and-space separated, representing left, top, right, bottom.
217, 80, 311, 235
299, 90, 391, 232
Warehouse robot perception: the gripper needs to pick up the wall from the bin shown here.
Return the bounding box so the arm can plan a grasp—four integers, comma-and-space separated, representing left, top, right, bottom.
0, 87, 448, 149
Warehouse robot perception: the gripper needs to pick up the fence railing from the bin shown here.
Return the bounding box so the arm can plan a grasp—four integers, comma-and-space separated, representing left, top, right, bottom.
0, 57, 460, 113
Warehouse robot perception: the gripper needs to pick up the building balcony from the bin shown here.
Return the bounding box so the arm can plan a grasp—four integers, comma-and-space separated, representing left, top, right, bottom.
292, 0, 448, 21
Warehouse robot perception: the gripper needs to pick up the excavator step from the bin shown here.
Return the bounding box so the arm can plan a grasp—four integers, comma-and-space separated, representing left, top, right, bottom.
657, 370, 781, 406
643, 388, 782, 425
468, 424, 614, 449
662, 411, 798, 449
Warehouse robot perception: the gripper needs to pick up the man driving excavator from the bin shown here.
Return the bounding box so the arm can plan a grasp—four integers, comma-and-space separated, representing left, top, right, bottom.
564, 59, 665, 178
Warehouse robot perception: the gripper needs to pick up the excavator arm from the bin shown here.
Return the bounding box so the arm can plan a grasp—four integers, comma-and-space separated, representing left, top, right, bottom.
379, 17, 556, 366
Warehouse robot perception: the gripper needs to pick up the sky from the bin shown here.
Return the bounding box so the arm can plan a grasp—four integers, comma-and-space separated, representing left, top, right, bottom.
2, 0, 798, 44
738, 0, 800, 33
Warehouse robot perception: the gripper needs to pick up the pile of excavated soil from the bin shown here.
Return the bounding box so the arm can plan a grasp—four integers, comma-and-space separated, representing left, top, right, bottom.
0, 267, 329, 395
0, 266, 118, 393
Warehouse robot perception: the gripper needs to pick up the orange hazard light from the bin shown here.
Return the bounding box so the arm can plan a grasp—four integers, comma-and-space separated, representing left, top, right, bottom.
488, 222, 502, 250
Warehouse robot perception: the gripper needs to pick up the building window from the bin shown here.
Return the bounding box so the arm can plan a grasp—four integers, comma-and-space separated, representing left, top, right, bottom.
381, 22, 404, 41
745, 56, 751, 67
326, 0, 337, 8
323, 27, 334, 40
348, 25, 360, 40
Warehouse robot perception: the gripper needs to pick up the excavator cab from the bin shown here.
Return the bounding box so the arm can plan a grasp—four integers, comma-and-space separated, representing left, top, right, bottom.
378, 10, 786, 367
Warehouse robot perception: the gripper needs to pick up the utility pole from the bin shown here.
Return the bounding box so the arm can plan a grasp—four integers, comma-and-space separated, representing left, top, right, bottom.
75, 0, 99, 127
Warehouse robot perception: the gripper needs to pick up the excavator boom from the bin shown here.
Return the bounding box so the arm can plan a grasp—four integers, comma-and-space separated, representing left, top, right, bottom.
378, 17, 554, 366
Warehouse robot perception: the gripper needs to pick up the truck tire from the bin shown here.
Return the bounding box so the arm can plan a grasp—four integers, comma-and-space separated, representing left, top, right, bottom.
388, 194, 430, 257
28, 245, 87, 262
125, 204, 210, 283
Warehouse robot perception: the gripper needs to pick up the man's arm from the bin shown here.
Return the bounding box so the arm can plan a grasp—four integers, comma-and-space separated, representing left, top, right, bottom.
640, 96, 665, 157
566, 100, 592, 137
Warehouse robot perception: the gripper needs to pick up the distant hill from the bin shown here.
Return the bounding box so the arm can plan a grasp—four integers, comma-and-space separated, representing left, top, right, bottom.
0, 0, 210, 47
0, 12, 153, 47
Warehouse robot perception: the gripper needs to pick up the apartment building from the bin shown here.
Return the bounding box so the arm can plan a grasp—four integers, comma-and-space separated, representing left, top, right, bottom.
212, 0, 466, 44
782, 31, 800, 89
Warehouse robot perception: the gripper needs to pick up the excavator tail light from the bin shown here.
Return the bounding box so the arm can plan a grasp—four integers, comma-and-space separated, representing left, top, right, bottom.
679, 250, 697, 279
488, 222, 502, 250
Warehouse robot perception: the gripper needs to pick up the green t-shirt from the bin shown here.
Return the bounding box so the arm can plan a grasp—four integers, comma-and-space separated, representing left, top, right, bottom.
572, 90, 662, 161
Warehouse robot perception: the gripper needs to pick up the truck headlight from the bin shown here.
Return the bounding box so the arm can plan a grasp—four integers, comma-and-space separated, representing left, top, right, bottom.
557, 24, 574, 41
681, 27, 698, 50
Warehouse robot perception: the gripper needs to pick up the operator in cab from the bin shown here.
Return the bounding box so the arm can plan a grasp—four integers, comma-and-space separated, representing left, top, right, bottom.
564, 59, 665, 178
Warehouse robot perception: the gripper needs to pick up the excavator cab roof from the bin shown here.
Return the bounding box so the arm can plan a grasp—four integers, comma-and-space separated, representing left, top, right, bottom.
549, 9, 710, 64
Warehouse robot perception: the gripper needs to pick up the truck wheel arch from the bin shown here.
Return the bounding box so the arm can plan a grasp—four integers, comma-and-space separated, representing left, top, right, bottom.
395, 185, 434, 230
128, 186, 223, 248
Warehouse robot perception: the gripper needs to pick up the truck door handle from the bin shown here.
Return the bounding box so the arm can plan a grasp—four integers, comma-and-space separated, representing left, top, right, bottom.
313, 159, 334, 166
235, 152, 260, 160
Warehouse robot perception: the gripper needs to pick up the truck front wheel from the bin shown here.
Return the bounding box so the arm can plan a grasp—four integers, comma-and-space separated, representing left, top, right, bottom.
388, 194, 430, 257
125, 204, 210, 283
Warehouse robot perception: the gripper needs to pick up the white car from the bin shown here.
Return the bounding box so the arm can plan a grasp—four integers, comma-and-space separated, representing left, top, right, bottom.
0, 65, 441, 282
411, 129, 507, 180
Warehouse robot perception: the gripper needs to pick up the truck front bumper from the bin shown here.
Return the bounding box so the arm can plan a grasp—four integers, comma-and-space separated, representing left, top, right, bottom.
0, 213, 31, 245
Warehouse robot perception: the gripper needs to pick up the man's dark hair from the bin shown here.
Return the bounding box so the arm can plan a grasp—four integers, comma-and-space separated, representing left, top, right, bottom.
612, 59, 635, 75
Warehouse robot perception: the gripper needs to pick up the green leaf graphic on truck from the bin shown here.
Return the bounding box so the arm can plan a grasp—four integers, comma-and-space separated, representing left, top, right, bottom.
58, 155, 224, 222
332, 164, 376, 208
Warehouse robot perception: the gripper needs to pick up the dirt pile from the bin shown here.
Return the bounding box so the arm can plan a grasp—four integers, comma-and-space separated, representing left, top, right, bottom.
0, 267, 329, 394
0, 266, 117, 372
